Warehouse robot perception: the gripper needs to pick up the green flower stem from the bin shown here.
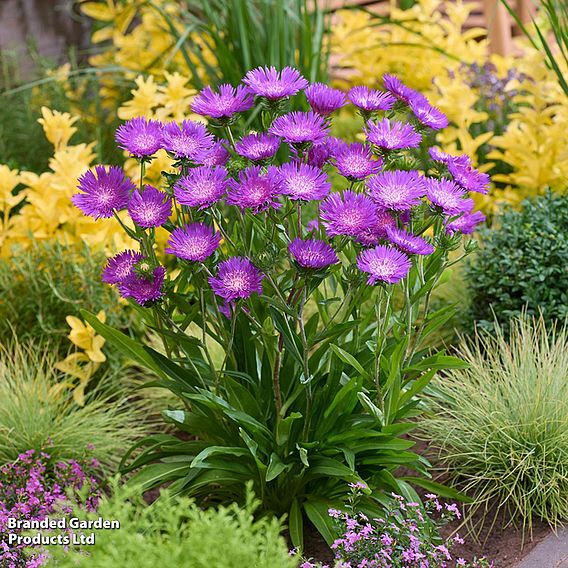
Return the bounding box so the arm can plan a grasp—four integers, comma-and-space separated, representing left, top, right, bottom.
374, 285, 392, 408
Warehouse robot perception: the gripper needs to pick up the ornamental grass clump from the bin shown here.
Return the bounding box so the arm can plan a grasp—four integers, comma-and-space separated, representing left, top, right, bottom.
73, 67, 487, 547
422, 317, 568, 530
0, 340, 146, 470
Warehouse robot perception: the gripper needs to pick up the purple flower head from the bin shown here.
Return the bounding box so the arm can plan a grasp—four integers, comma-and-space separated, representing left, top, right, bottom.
198, 139, 231, 166
276, 162, 331, 201
269, 111, 329, 145
348, 86, 396, 112
305, 83, 347, 116
306, 219, 320, 233
174, 166, 229, 209
235, 133, 281, 162
165, 223, 221, 262
161, 120, 213, 160
320, 190, 378, 238
409, 96, 449, 130
305, 142, 331, 168
333, 142, 382, 180
367, 170, 425, 211
383, 74, 421, 105
115, 117, 163, 158
425, 178, 474, 215
301, 136, 342, 168
445, 210, 486, 234
357, 245, 412, 284
288, 238, 338, 269
208, 256, 264, 301
191, 84, 253, 119
102, 250, 144, 284
366, 118, 422, 150
226, 165, 282, 213
356, 208, 397, 246
447, 156, 490, 194
386, 226, 435, 255
128, 184, 172, 228
428, 147, 454, 164
243, 66, 308, 100
120, 264, 166, 305
73, 165, 134, 219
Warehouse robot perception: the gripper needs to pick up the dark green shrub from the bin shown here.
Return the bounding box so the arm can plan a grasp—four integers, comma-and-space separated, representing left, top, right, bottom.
466, 192, 568, 330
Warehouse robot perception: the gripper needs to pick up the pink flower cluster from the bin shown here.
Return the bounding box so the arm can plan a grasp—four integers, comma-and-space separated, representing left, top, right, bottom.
0, 450, 101, 568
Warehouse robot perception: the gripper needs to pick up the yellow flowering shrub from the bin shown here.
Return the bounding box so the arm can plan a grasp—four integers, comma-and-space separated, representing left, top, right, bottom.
331, 0, 568, 210
0, 108, 133, 256
80, 0, 214, 83
487, 52, 568, 201
0, 69, 201, 254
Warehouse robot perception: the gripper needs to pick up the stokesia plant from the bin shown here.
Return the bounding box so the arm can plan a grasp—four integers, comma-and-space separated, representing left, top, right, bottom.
73, 67, 487, 547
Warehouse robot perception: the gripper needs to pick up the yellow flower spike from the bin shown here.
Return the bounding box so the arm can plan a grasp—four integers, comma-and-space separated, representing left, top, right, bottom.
37, 107, 79, 150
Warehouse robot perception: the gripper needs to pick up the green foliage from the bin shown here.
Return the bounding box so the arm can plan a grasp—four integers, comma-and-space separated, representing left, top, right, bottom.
0, 241, 134, 349
466, 192, 568, 331
0, 49, 125, 171
85, 242, 470, 549
47, 480, 298, 568
0, 339, 147, 471
422, 317, 568, 529
150, 0, 329, 89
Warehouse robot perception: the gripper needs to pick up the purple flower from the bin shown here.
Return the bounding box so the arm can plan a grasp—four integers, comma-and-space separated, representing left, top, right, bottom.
383, 74, 420, 105
348, 86, 396, 112
333, 142, 382, 180
120, 265, 166, 305
128, 185, 172, 228
269, 111, 329, 145
102, 250, 144, 284
276, 162, 331, 201
367, 170, 425, 211
208, 257, 264, 301
73, 165, 134, 219
356, 209, 397, 246
425, 178, 474, 215
306, 142, 332, 168
226, 165, 282, 213
243, 66, 308, 100
165, 223, 221, 262
174, 166, 229, 209
445, 210, 486, 234
115, 117, 163, 158
320, 191, 378, 238
386, 226, 435, 255
191, 84, 253, 119
161, 120, 213, 160
409, 96, 449, 130
428, 147, 454, 164
366, 118, 422, 150
305, 83, 347, 116
288, 238, 338, 269
198, 139, 231, 166
235, 133, 281, 162
357, 245, 412, 284
447, 156, 490, 194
